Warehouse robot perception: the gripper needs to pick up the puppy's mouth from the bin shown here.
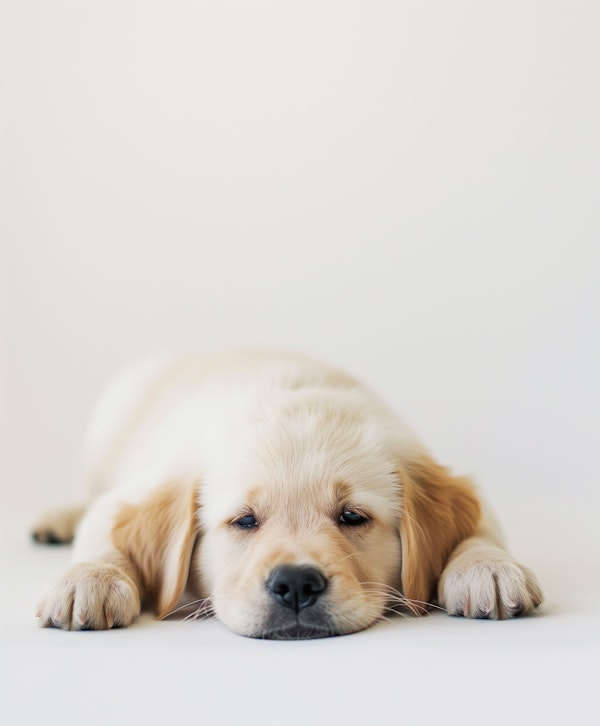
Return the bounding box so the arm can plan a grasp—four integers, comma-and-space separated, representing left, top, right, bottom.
253, 604, 338, 640
259, 622, 337, 640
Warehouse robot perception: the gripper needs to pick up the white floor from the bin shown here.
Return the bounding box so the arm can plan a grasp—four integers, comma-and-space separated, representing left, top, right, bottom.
2, 496, 599, 726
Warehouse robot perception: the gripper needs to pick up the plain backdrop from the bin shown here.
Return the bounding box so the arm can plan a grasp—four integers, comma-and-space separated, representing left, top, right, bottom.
1, 2, 599, 725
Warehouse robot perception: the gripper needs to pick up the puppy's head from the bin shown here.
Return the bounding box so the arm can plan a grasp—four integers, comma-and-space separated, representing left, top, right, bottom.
195, 389, 480, 638
114, 389, 480, 638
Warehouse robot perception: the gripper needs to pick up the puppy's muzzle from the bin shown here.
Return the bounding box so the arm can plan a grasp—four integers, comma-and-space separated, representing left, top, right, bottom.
266, 565, 328, 613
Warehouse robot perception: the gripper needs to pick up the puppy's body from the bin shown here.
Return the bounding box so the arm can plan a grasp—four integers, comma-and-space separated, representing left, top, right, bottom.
35, 352, 542, 637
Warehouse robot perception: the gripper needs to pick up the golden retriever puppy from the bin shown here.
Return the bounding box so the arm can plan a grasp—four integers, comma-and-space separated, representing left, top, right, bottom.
34, 351, 542, 638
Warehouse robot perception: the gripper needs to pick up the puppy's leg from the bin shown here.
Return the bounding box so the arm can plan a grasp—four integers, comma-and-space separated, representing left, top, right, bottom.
32, 505, 86, 544
36, 494, 142, 630
438, 508, 543, 620
36, 479, 198, 630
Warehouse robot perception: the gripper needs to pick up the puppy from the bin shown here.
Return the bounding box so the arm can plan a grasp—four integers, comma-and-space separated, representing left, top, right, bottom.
34, 351, 542, 638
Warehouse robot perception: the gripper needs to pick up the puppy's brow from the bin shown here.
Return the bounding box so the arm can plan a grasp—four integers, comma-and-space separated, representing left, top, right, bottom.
230, 486, 264, 517
243, 486, 262, 505
332, 481, 353, 502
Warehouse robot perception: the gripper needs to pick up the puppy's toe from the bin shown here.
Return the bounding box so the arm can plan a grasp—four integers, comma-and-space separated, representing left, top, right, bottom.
37, 562, 141, 630
439, 547, 543, 620
32, 506, 85, 545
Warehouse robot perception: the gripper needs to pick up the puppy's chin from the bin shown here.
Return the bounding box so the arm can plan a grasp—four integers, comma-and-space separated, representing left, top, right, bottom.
258, 623, 337, 640
241, 605, 340, 640
250, 615, 340, 640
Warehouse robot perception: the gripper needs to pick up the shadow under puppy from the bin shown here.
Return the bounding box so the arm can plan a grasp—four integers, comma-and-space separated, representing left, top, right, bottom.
34, 351, 542, 638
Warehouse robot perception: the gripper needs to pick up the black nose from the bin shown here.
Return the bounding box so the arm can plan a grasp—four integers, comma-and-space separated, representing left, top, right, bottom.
266, 565, 328, 613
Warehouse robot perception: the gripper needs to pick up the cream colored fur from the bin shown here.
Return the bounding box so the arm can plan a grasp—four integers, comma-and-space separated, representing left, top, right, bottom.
34, 351, 542, 637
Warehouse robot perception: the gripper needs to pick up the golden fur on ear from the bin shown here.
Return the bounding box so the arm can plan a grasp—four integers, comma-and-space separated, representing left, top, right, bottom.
112, 478, 199, 619
399, 454, 481, 613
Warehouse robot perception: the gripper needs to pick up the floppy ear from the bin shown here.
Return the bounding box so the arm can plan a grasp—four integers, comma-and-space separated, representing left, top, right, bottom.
399, 454, 480, 613
112, 477, 200, 619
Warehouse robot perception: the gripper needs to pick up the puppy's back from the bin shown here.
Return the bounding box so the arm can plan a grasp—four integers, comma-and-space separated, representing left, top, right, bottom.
82, 351, 362, 499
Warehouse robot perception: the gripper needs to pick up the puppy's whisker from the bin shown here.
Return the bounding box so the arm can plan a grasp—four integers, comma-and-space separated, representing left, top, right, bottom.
160, 598, 207, 620
334, 550, 362, 565
359, 580, 438, 617
169, 597, 217, 624
402, 600, 445, 615
400, 507, 428, 542
378, 606, 414, 621
357, 587, 420, 620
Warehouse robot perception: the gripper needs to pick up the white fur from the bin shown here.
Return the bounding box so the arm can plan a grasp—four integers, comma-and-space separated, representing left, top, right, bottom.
35, 351, 542, 636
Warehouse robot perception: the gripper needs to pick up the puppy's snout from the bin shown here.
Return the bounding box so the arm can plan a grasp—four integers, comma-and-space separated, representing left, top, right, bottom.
266, 565, 328, 613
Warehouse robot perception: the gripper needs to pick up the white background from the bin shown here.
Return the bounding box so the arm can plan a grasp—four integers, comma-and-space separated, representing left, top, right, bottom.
1, 2, 599, 725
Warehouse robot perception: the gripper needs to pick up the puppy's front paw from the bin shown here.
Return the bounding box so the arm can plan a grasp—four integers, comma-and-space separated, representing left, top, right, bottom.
37, 562, 141, 630
439, 545, 543, 620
